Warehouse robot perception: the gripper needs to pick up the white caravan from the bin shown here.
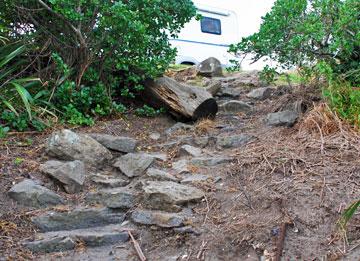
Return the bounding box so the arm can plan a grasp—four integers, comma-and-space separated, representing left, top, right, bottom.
170, 4, 240, 67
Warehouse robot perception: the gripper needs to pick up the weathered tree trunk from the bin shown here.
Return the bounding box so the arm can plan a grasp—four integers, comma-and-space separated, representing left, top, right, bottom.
144, 76, 218, 121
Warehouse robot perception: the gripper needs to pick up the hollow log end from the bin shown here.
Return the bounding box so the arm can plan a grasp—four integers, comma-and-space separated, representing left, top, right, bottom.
193, 98, 218, 121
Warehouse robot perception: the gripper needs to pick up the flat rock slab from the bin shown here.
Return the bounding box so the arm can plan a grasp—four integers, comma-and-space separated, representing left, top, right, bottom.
86, 188, 137, 209
190, 156, 233, 167
216, 134, 254, 149
143, 181, 204, 211
24, 224, 129, 253
91, 174, 129, 188
146, 168, 179, 182
40, 160, 85, 194
180, 175, 213, 184
219, 100, 252, 114
172, 159, 190, 174
31, 207, 126, 232
8, 179, 64, 208
46, 129, 112, 164
266, 110, 299, 127
179, 145, 202, 157
246, 87, 273, 100
89, 134, 137, 153
131, 210, 185, 228
113, 153, 154, 178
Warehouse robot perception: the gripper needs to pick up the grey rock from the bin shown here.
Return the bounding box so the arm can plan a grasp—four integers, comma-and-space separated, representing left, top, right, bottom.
131, 210, 184, 228
179, 145, 202, 157
197, 57, 223, 77
46, 129, 112, 164
24, 224, 128, 253
172, 159, 190, 174
246, 87, 273, 100
24, 236, 75, 253
8, 179, 64, 208
89, 133, 137, 153
219, 100, 252, 114
148, 153, 168, 162
266, 110, 299, 127
149, 132, 161, 140
143, 181, 204, 210
146, 168, 179, 182
40, 160, 85, 194
113, 153, 154, 178
190, 156, 232, 167
217, 87, 242, 98
205, 80, 222, 96
174, 226, 201, 235
91, 174, 129, 188
86, 188, 137, 209
181, 175, 212, 184
31, 207, 126, 232
216, 134, 253, 149
165, 122, 193, 135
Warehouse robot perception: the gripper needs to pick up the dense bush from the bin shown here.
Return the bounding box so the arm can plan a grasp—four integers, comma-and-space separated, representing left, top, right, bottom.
0, 0, 196, 131
229, 0, 359, 125
229, 0, 359, 84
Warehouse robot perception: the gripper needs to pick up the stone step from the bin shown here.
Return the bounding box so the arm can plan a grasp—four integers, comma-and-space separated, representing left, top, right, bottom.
23, 224, 129, 253
31, 207, 126, 232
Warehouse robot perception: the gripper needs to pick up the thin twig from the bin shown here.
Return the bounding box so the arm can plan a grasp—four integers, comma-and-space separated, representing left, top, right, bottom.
128, 230, 146, 261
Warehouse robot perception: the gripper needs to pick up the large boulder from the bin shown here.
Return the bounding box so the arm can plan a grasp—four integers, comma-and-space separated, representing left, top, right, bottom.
197, 57, 223, 77
8, 179, 64, 208
40, 160, 85, 194
89, 134, 137, 153
113, 153, 154, 178
266, 110, 299, 127
46, 129, 112, 164
143, 181, 204, 211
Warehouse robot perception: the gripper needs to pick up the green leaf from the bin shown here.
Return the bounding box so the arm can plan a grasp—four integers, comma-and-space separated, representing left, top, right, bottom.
10, 82, 33, 120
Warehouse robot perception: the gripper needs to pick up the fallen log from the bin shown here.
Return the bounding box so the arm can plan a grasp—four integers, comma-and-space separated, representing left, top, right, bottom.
144, 76, 218, 121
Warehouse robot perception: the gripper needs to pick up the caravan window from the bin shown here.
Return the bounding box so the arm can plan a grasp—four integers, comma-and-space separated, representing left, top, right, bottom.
201, 17, 221, 35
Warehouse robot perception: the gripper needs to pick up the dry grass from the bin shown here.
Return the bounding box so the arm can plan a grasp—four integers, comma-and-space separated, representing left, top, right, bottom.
194, 118, 215, 135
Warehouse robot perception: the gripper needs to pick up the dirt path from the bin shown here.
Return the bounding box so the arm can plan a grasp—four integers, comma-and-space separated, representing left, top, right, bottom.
0, 72, 359, 261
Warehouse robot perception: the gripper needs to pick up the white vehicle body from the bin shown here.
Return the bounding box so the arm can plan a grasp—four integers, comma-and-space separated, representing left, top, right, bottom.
170, 4, 240, 67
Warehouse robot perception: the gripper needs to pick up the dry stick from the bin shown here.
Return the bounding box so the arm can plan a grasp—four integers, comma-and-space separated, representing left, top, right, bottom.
128, 231, 146, 261
274, 223, 288, 261
196, 241, 208, 260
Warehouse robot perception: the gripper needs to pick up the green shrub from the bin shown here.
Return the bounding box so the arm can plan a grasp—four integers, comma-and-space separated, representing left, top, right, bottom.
229, 0, 359, 85
2, 0, 196, 95
0, 125, 10, 138
135, 105, 165, 117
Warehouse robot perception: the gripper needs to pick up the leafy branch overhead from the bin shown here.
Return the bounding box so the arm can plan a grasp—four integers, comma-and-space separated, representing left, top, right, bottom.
0, 0, 196, 130
229, 0, 359, 84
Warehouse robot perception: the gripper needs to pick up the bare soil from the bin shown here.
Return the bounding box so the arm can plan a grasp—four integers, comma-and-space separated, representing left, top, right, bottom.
0, 81, 359, 261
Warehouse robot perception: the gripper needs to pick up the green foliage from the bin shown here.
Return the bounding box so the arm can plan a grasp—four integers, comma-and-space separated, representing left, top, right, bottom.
259, 65, 277, 84
229, 0, 359, 84
0, 125, 10, 138
2, 0, 196, 92
339, 200, 360, 229
135, 105, 165, 117
0, 0, 196, 130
